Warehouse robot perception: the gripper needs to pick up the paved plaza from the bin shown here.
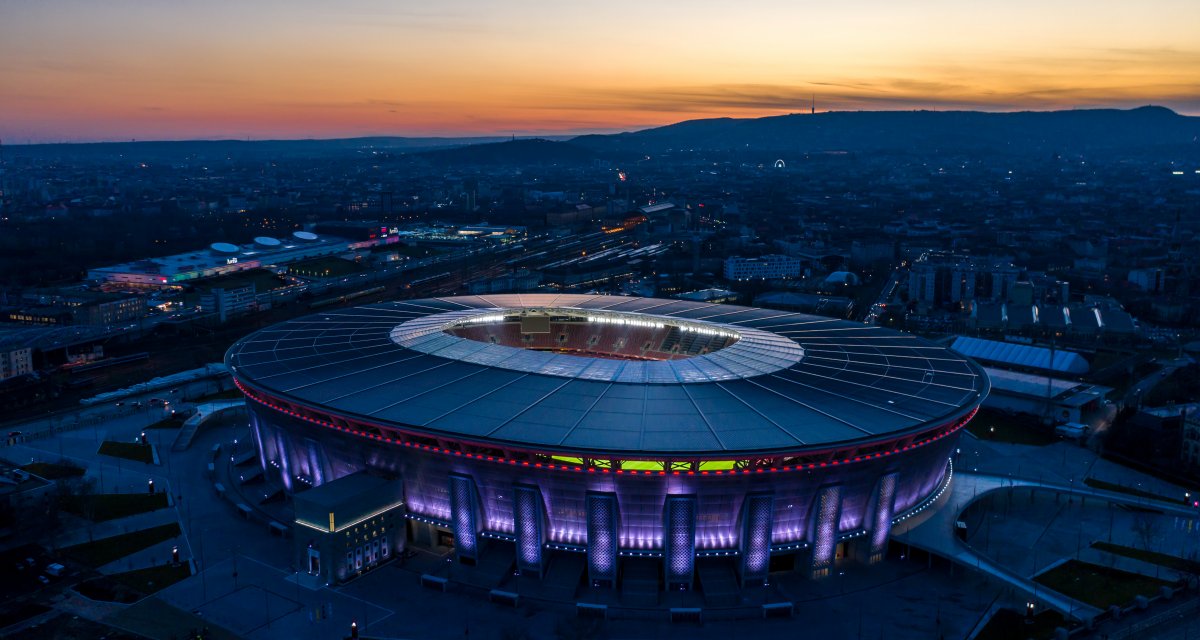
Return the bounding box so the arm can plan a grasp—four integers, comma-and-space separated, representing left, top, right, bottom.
5, 382, 1200, 639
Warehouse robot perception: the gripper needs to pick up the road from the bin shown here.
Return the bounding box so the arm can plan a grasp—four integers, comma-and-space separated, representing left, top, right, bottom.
864, 268, 903, 325
1123, 361, 1182, 410
3, 375, 231, 447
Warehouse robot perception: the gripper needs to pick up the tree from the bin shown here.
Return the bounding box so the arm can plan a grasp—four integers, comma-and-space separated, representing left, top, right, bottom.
1131, 511, 1161, 552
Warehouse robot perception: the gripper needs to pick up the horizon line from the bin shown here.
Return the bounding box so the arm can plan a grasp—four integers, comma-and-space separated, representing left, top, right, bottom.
2, 103, 1191, 147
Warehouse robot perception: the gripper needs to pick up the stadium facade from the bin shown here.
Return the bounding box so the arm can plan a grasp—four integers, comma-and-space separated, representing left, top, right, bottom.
227, 295, 987, 588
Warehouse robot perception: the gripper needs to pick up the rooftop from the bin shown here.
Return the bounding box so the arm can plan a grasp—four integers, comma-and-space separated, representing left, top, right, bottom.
293, 472, 399, 509
228, 295, 988, 457
951, 336, 1090, 375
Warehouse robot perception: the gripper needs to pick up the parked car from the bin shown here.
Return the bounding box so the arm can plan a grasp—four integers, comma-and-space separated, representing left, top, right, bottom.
1055, 422, 1090, 441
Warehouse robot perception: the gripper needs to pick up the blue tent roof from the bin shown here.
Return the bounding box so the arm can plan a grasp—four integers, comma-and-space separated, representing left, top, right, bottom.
950, 336, 1089, 375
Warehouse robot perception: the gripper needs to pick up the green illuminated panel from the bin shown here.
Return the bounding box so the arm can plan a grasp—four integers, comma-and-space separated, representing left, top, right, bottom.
698, 460, 736, 471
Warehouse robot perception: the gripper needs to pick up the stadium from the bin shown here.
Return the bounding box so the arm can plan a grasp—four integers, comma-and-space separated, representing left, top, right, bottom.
226, 294, 988, 591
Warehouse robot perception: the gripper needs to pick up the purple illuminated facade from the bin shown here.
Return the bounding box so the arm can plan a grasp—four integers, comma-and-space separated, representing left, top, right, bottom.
229, 295, 987, 589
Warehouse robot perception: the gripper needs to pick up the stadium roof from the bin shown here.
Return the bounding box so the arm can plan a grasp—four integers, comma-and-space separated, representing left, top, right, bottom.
950, 336, 1089, 375
228, 295, 988, 457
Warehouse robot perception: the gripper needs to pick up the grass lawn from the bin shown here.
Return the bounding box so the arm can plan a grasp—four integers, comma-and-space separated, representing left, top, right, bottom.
0, 603, 52, 630
975, 608, 1067, 640
1092, 541, 1200, 574
144, 414, 185, 429
1084, 477, 1184, 505
20, 461, 85, 479
1033, 559, 1176, 609
98, 441, 154, 464
3, 612, 146, 640
104, 597, 243, 640
75, 563, 191, 603
966, 408, 1058, 446
60, 493, 169, 522
60, 523, 181, 568
110, 563, 191, 593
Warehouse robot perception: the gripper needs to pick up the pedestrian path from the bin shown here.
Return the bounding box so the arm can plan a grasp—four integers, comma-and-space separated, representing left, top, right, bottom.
56, 505, 178, 548
173, 399, 244, 452
893, 470, 1198, 620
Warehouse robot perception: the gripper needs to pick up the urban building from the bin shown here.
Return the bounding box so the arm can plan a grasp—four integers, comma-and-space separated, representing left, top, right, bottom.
293, 472, 406, 585
199, 286, 258, 323
11, 291, 144, 327
908, 253, 976, 307
87, 232, 365, 288
0, 347, 33, 381
849, 239, 895, 267
466, 270, 541, 295
723, 255, 802, 281
980, 367, 1111, 424
1128, 267, 1166, 293
673, 288, 738, 304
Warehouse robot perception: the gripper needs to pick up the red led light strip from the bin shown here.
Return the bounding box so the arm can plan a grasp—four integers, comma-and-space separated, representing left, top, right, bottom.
234, 378, 977, 478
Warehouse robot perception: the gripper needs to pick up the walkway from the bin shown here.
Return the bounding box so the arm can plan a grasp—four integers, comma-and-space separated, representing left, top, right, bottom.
172, 399, 245, 451
893, 468, 1198, 620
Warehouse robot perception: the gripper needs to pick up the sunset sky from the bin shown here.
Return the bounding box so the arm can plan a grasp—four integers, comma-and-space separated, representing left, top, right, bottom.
2, 0, 1198, 142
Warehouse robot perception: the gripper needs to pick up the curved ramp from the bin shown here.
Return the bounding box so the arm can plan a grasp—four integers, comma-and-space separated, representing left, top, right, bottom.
172, 399, 245, 451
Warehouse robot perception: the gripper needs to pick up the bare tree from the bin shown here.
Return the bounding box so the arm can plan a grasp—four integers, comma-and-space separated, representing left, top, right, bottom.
1131, 511, 1162, 553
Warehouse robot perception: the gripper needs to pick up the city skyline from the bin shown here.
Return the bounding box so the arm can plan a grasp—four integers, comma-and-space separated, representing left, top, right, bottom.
2, 0, 1199, 143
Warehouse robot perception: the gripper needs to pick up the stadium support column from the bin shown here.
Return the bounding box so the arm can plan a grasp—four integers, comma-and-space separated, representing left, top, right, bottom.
663, 494, 697, 591
586, 491, 619, 588
449, 473, 481, 565
809, 485, 842, 579
738, 492, 774, 587
513, 483, 546, 577
866, 472, 898, 564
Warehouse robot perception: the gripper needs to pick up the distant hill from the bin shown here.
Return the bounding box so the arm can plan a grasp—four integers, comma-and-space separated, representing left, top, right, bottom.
571, 106, 1200, 155
9, 107, 1197, 161
417, 138, 596, 166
